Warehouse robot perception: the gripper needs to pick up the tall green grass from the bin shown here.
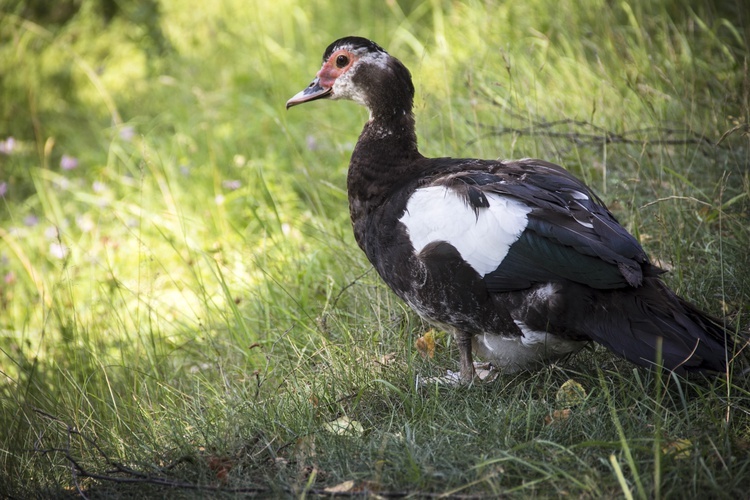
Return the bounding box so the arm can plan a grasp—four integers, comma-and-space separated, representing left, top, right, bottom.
1, 0, 748, 496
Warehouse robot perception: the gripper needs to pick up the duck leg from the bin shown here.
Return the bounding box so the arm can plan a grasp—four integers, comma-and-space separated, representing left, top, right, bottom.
416, 330, 482, 387
457, 331, 477, 384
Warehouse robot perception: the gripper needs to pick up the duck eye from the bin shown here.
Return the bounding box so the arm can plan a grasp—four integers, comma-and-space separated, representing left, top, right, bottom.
335, 54, 349, 68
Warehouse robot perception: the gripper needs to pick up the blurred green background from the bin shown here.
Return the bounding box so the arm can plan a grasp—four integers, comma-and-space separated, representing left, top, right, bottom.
1, 0, 748, 496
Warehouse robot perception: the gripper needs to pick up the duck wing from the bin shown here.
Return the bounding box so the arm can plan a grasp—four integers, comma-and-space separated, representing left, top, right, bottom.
414, 158, 659, 292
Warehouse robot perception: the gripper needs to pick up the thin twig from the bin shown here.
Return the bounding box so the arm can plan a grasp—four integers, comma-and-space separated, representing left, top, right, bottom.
331, 268, 374, 311
470, 91, 725, 148
471, 119, 714, 147
319, 268, 374, 333
32, 409, 497, 498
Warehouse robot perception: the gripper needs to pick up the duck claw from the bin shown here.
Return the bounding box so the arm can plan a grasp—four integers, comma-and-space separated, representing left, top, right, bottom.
417, 363, 498, 388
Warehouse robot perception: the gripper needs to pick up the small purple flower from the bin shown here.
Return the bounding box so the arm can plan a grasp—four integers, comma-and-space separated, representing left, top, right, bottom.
0, 137, 15, 155
0, 182, 6, 197
60, 155, 79, 170
222, 180, 241, 190
119, 126, 136, 142
23, 214, 39, 227
92, 181, 106, 193
306, 135, 319, 151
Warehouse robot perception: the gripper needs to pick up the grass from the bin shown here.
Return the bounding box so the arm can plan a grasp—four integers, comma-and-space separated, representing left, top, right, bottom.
1, 0, 749, 497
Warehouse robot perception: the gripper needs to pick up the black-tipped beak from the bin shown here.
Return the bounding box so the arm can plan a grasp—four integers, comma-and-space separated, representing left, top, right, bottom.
286, 78, 333, 109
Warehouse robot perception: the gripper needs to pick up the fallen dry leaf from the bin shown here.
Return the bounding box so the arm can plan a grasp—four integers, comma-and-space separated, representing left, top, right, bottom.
323, 416, 364, 436
662, 438, 692, 459
206, 456, 233, 482
377, 352, 397, 366
545, 408, 572, 425
475, 363, 499, 382
416, 330, 436, 358
556, 379, 587, 408
324, 480, 356, 493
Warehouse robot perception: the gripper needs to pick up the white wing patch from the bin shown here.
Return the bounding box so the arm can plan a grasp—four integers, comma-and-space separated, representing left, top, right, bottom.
400, 185, 532, 276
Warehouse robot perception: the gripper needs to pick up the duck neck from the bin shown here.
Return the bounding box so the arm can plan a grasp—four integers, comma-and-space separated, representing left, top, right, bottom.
348, 108, 422, 201
346, 108, 423, 254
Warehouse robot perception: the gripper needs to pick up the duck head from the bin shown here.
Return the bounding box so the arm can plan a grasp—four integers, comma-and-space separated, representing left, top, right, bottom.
286, 36, 414, 119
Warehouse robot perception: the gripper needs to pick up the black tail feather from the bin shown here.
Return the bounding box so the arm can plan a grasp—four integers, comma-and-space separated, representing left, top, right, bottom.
579, 279, 734, 373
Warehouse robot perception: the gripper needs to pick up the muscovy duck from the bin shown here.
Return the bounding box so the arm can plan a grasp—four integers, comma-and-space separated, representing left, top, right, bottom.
286, 36, 733, 383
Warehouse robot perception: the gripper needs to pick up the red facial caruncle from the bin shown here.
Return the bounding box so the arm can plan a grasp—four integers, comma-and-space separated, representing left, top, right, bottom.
316, 49, 357, 89
286, 48, 361, 108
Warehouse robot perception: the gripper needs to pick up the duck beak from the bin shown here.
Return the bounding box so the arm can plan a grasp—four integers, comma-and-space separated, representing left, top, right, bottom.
286, 77, 333, 109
